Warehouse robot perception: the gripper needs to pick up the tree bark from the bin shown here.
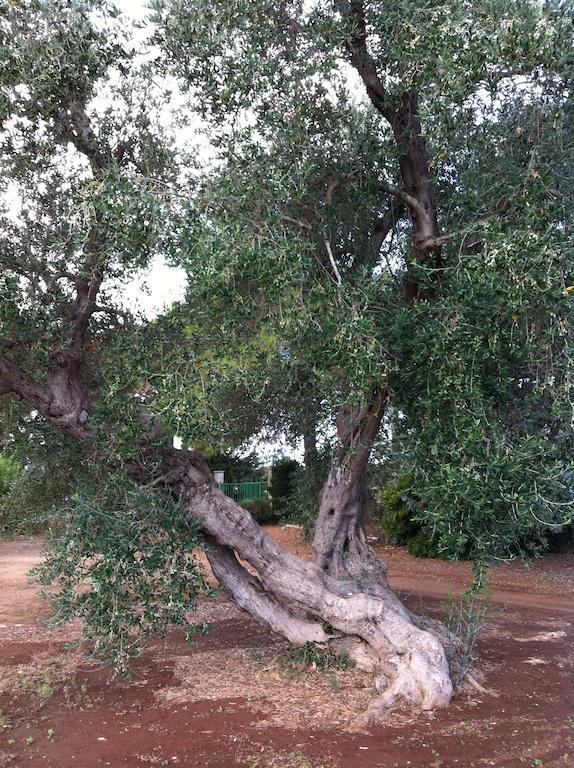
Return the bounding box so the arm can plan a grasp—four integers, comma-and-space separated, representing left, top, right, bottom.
156, 446, 453, 722
312, 387, 388, 591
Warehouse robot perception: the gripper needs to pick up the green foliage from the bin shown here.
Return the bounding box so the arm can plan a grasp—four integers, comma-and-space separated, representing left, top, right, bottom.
377, 476, 418, 542
147, 0, 574, 563
207, 450, 265, 483
239, 498, 276, 524
0, 454, 19, 497
377, 476, 441, 558
281, 445, 330, 537
281, 469, 320, 538
270, 457, 301, 511
406, 531, 440, 560
32, 476, 210, 674
0, 427, 94, 536
443, 588, 489, 688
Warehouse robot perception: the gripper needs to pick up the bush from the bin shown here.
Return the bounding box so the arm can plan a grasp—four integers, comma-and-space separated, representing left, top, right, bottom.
270, 457, 300, 512
377, 476, 443, 559
406, 530, 440, 559
240, 498, 276, 524
377, 476, 419, 544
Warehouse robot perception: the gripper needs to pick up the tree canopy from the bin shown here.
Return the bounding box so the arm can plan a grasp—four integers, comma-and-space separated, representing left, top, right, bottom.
1, 0, 573, 718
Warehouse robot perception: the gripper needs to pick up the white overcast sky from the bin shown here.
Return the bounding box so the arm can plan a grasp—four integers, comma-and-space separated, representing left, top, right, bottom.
114, 0, 188, 318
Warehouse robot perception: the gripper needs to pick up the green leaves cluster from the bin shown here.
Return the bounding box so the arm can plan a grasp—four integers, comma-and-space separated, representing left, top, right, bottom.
33, 476, 209, 674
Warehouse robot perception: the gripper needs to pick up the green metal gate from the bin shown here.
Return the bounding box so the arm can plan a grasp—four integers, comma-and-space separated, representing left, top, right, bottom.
218, 480, 267, 502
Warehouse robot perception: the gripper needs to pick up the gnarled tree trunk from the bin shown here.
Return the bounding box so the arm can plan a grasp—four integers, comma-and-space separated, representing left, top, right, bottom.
312, 387, 388, 592
154, 445, 453, 724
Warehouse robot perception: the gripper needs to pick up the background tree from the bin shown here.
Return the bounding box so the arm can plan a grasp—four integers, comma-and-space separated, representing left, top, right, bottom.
0, 0, 572, 723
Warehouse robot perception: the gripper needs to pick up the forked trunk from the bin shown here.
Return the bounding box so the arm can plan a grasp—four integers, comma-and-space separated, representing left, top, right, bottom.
155, 444, 453, 724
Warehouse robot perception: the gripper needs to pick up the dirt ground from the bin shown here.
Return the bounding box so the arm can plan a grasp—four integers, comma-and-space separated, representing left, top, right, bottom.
0, 527, 572, 768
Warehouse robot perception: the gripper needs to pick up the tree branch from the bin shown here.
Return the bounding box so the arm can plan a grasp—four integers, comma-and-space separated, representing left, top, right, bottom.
0, 356, 50, 413
339, 1, 394, 120
370, 199, 405, 256
45, 271, 77, 292
53, 99, 109, 171
377, 181, 424, 218
282, 215, 312, 232
324, 239, 342, 286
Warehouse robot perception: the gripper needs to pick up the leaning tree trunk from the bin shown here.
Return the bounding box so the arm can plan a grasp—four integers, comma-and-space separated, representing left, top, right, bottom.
154, 444, 453, 724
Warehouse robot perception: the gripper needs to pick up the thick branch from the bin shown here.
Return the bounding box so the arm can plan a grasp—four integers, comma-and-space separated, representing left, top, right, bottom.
351, 198, 405, 274
0, 356, 50, 414
45, 271, 77, 292
53, 99, 110, 172
340, 1, 394, 119
377, 181, 424, 218
206, 537, 330, 645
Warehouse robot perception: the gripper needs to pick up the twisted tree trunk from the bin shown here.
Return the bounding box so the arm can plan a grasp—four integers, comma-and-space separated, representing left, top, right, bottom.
312, 387, 388, 590
155, 446, 453, 723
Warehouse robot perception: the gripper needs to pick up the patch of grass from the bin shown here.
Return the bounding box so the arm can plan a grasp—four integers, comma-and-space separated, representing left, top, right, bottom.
254, 642, 355, 682
37, 670, 55, 701
282, 643, 354, 673
247, 649, 266, 667
0, 712, 12, 730
325, 671, 341, 691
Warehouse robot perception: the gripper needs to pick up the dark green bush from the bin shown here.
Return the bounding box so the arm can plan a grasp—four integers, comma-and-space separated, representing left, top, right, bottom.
270, 457, 300, 512
406, 530, 440, 559
240, 498, 276, 524
377, 476, 419, 544
377, 476, 443, 559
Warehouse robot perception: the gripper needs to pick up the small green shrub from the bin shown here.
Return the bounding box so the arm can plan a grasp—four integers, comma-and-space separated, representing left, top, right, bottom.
240, 498, 276, 524
443, 588, 489, 687
377, 476, 446, 559
281, 642, 354, 673
377, 475, 419, 543
406, 530, 440, 559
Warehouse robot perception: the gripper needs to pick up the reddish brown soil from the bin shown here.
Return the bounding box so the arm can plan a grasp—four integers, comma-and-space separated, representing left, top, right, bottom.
0, 528, 573, 768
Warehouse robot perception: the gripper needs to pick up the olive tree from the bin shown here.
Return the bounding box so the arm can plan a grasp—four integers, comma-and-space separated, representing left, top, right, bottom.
1, 0, 572, 722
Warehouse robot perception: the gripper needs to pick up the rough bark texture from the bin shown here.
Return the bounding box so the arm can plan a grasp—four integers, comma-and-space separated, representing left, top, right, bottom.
156, 448, 453, 722
312, 387, 389, 591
